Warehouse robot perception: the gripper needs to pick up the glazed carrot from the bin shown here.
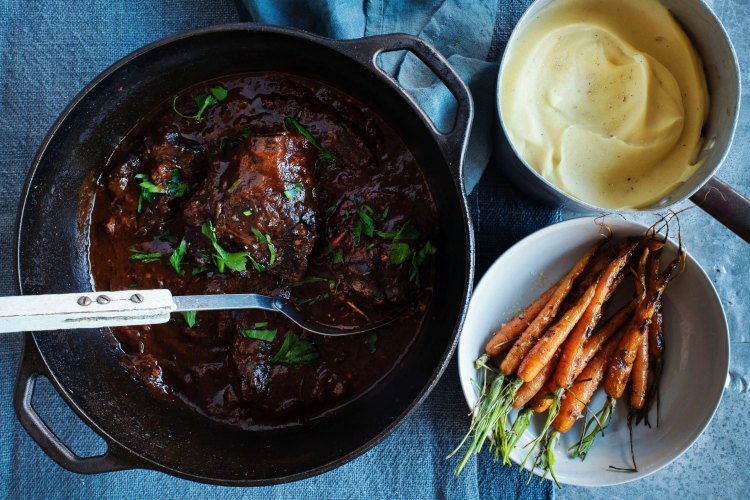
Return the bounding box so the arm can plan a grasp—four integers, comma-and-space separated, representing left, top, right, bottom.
529, 301, 635, 413
604, 251, 683, 399
513, 348, 561, 408
649, 300, 664, 356
500, 241, 603, 376
646, 250, 665, 356
553, 335, 620, 433
554, 241, 638, 387
485, 284, 558, 357
574, 300, 636, 374
517, 281, 598, 382
630, 325, 649, 409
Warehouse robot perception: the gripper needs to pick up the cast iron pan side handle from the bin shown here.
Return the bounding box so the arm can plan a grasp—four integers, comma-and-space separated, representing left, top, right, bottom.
336, 34, 474, 187
689, 177, 750, 244
13, 336, 140, 474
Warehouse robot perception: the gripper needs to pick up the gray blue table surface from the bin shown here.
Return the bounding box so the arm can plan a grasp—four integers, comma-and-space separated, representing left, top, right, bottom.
0, 0, 748, 498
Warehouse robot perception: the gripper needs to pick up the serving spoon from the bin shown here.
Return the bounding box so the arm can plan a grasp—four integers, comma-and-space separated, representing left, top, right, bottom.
0, 289, 392, 336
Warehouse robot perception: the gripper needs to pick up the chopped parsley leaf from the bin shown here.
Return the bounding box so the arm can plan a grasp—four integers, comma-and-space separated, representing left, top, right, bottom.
172, 85, 228, 121
169, 239, 187, 276
128, 247, 161, 263
242, 209, 253, 216
200, 221, 251, 273
366, 333, 378, 354
241, 323, 277, 342
250, 227, 277, 266
409, 241, 437, 285
323, 241, 344, 264
247, 254, 266, 273
166, 170, 189, 198
390, 242, 411, 265
297, 293, 330, 305
134, 173, 164, 213
289, 276, 335, 288
270, 331, 319, 365
182, 310, 197, 328
283, 116, 337, 164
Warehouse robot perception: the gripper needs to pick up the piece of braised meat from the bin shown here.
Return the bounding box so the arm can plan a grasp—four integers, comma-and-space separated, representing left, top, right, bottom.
184, 132, 319, 281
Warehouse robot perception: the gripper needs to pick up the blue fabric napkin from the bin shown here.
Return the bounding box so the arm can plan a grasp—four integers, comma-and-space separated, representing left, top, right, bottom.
0, 0, 555, 498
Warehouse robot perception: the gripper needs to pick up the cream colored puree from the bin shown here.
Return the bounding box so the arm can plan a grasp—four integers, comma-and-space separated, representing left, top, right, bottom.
500, 0, 709, 209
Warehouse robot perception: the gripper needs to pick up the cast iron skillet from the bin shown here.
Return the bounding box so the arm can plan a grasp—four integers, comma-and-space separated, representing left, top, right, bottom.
13, 24, 475, 485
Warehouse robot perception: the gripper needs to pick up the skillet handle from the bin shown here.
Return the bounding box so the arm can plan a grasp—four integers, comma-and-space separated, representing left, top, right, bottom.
13, 336, 140, 474
690, 176, 750, 244
338, 34, 474, 185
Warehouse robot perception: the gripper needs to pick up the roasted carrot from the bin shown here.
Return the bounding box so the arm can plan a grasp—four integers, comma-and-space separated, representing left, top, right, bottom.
649, 300, 664, 356
484, 284, 558, 357
630, 325, 649, 409
604, 250, 683, 399
500, 241, 603, 376
529, 301, 634, 413
553, 335, 620, 433
517, 281, 598, 382
646, 249, 664, 357
574, 300, 636, 374
554, 241, 638, 387
513, 348, 561, 408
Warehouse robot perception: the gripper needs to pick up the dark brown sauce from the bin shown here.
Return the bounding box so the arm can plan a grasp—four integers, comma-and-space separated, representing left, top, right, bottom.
89, 72, 438, 429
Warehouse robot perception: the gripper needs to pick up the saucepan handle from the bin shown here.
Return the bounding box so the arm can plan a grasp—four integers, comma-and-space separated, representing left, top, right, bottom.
13, 337, 141, 473
335, 34, 474, 185
690, 177, 750, 244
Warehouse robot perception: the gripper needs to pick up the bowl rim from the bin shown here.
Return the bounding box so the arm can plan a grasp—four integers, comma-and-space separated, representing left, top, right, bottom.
457, 215, 730, 487
494, 0, 742, 213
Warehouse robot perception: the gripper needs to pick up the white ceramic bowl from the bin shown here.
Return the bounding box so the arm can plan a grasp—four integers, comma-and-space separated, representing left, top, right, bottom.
457, 216, 729, 487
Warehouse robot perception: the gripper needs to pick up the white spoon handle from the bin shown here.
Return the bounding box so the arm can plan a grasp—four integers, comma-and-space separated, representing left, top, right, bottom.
0, 289, 174, 333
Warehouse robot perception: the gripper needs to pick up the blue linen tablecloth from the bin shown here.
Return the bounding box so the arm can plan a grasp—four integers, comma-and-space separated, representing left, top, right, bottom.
3, 0, 749, 498
0, 0, 556, 498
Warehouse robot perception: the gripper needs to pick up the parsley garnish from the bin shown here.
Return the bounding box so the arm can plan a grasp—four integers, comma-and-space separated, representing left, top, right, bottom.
290, 276, 335, 288
409, 241, 437, 285
270, 331, 319, 365
390, 242, 411, 265
173, 85, 229, 121
324, 241, 344, 264
128, 247, 161, 263
297, 293, 330, 305
283, 116, 337, 163
250, 227, 277, 266
374, 221, 420, 241
200, 221, 252, 273
169, 239, 187, 276
166, 170, 189, 198
283, 183, 304, 201
386, 239, 437, 285
191, 267, 207, 276
242, 209, 253, 216
366, 333, 378, 354
182, 310, 197, 328
241, 322, 277, 342
134, 173, 164, 213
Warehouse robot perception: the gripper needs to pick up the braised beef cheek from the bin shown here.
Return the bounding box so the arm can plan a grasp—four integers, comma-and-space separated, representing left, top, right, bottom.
89, 72, 438, 429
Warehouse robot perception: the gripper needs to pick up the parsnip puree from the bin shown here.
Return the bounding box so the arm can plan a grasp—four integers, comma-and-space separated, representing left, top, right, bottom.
500, 0, 709, 209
